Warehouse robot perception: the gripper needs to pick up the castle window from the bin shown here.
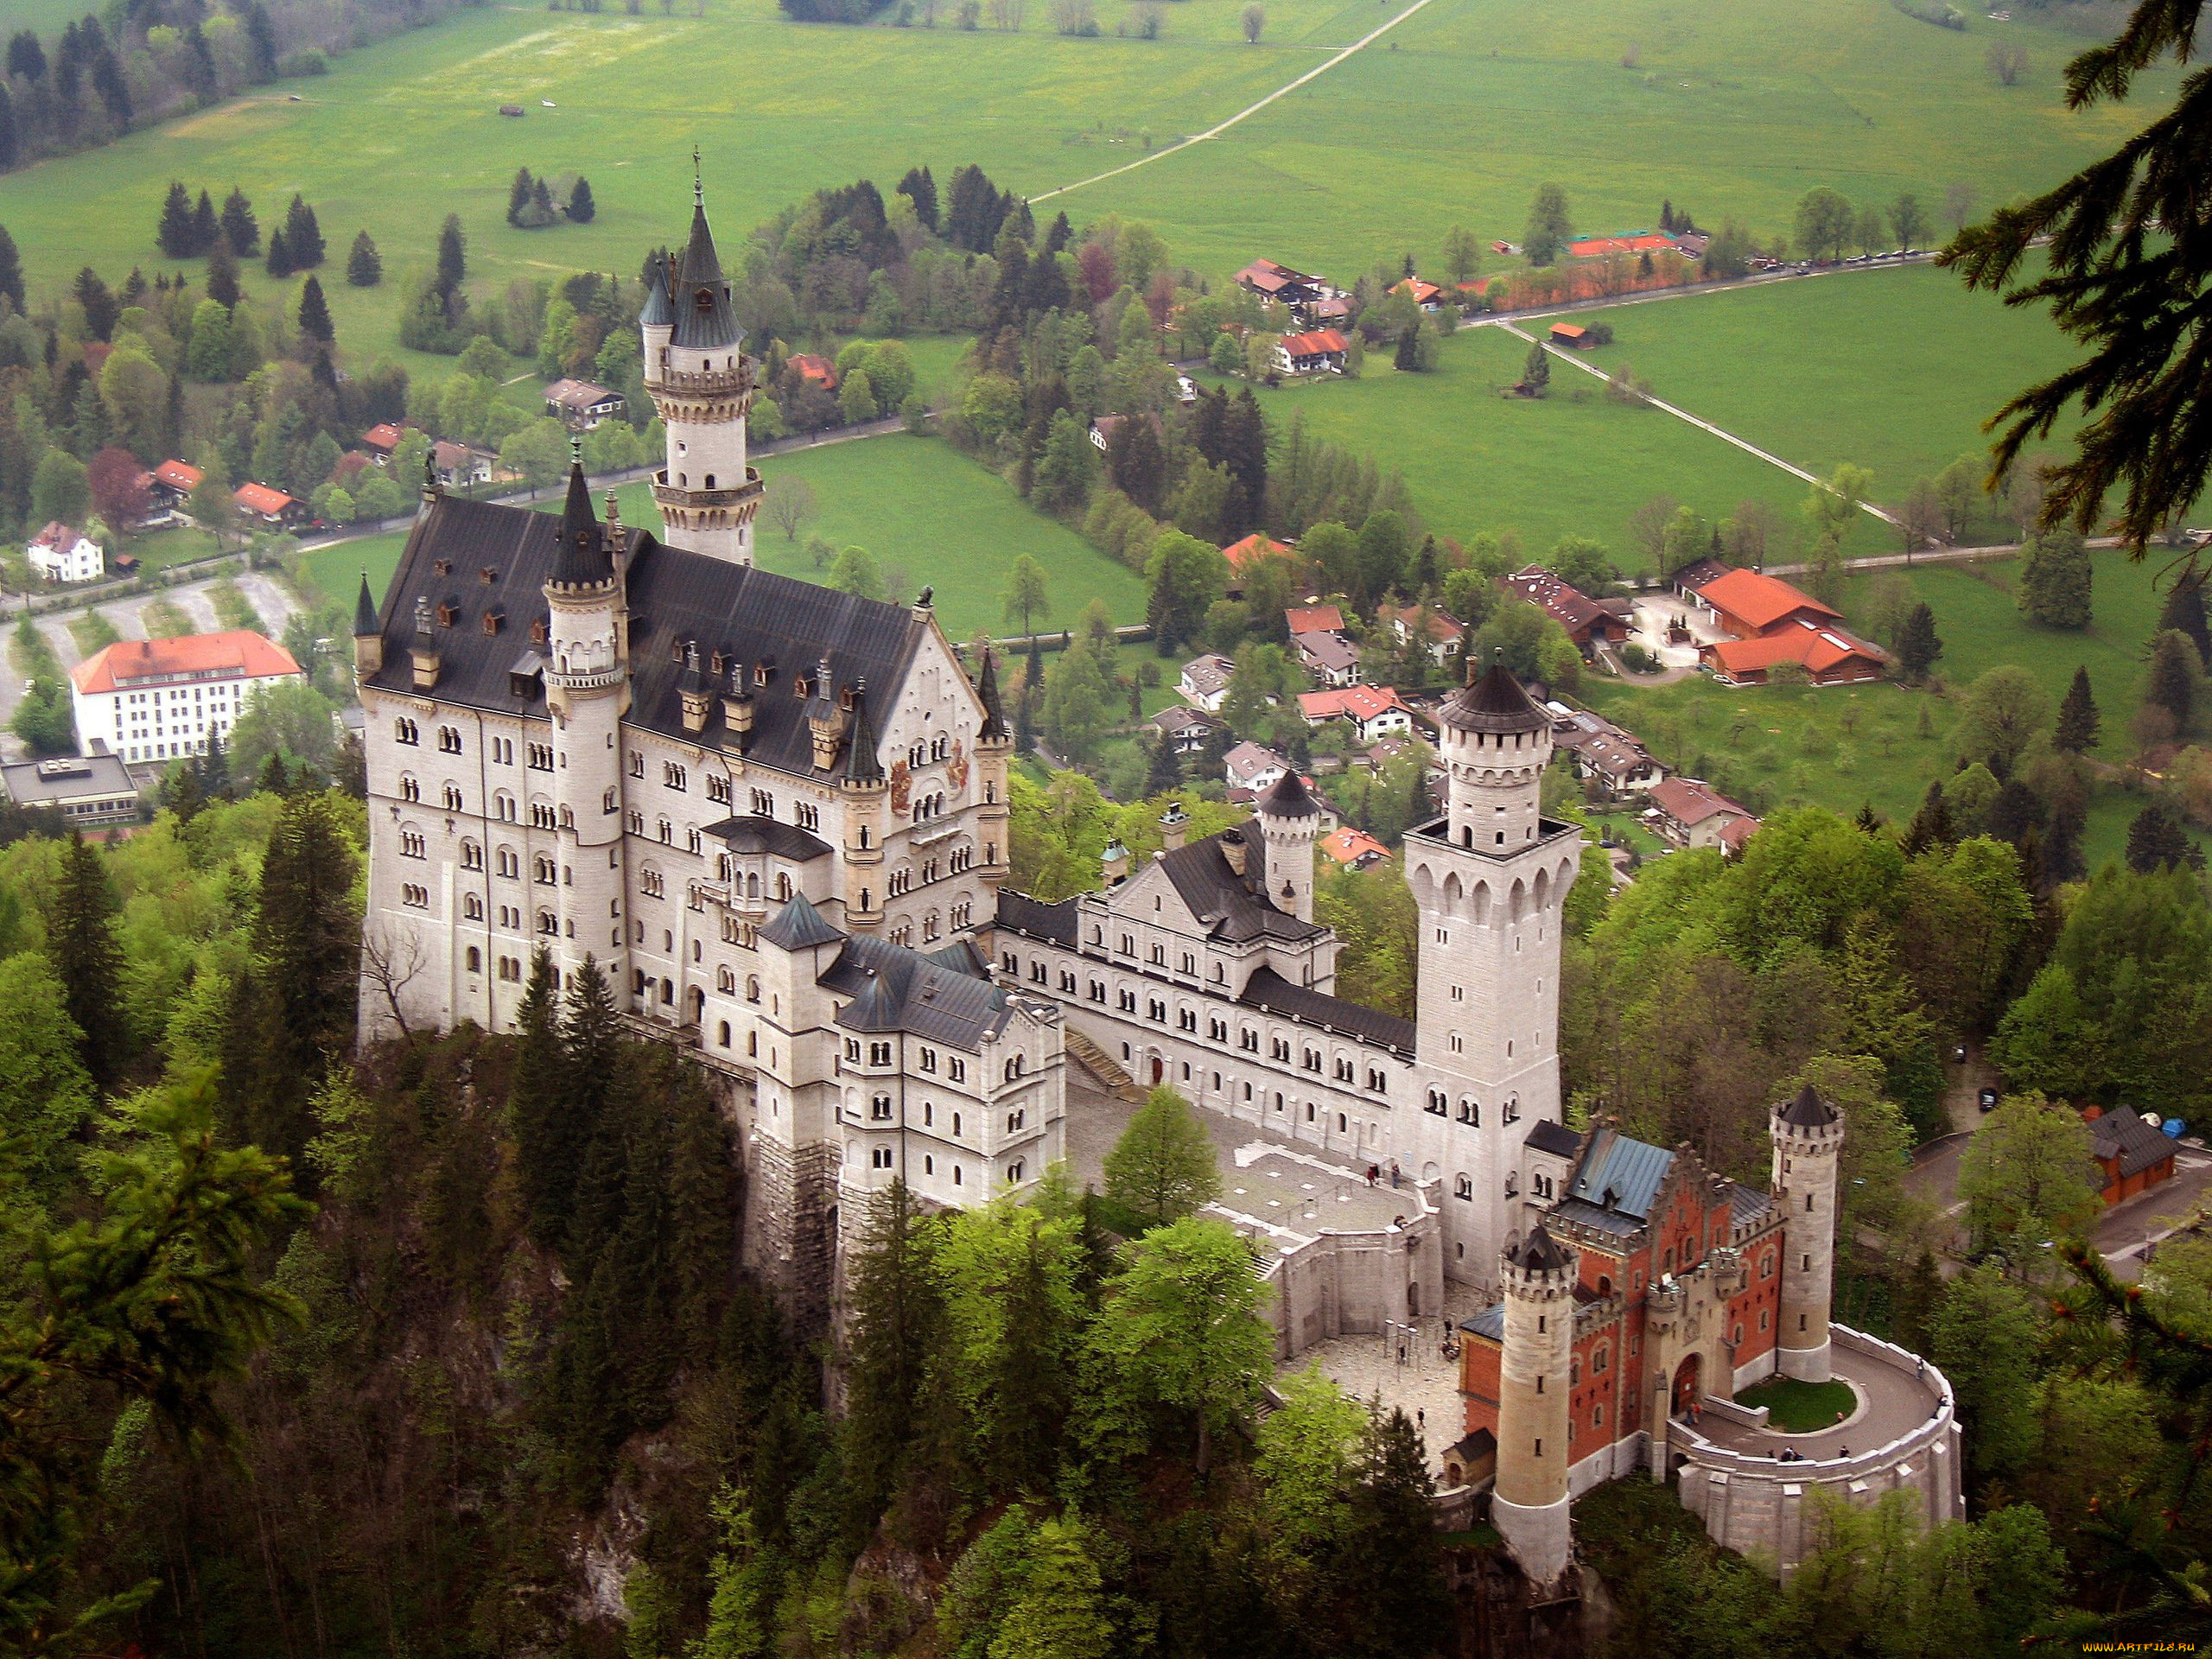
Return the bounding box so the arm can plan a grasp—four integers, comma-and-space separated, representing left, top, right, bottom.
950, 1057, 966, 1082
750, 788, 773, 817
641, 868, 665, 899
870, 1042, 892, 1066
1089, 981, 1104, 1003
920, 1047, 938, 1074
537, 909, 556, 935
630, 753, 645, 778
1302, 1048, 1320, 1073
664, 762, 689, 791
1118, 934, 1134, 956
400, 830, 426, 859
1209, 1018, 1227, 1042
1759, 1309, 1770, 1332
496, 845, 519, 878
395, 718, 419, 746
796, 802, 820, 831
706, 775, 732, 805
1427, 1089, 1446, 1116
1453, 1175, 1472, 1200
400, 774, 421, 804
658, 817, 673, 845
462, 891, 485, 920
1242, 1028, 1260, 1053
1118, 989, 1136, 1013
402, 883, 429, 908
466, 945, 482, 973
461, 839, 484, 870
443, 784, 465, 811
871, 1147, 893, 1169
951, 1111, 963, 1137
716, 967, 735, 994
534, 855, 556, 885
871, 1094, 892, 1122
1178, 1007, 1197, 1033
530, 802, 556, 830
438, 726, 462, 753
495, 792, 518, 823
528, 742, 554, 772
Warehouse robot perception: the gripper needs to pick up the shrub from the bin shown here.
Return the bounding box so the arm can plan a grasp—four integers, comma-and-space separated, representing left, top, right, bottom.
279, 48, 329, 74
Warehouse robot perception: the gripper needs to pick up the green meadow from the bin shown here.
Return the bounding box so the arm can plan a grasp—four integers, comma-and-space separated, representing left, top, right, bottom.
304, 432, 1148, 643
1581, 548, 2203, 872
1575, 264, 2081, 534
0, 0, 2171, 377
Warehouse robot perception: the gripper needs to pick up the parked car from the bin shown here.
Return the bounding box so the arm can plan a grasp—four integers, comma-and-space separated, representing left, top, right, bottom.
1978, 1087, 2000, 1112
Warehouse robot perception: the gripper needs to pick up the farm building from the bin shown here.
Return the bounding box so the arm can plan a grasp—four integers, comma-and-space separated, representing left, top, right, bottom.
1392, 276, 1447, 312
431, 440, 496, 489
1548, 322, 1592, 348
1503, 566, 1632, 658
1681, 567, 1886, 684
150, 460, 203, 507
1285, 604, 1346, 636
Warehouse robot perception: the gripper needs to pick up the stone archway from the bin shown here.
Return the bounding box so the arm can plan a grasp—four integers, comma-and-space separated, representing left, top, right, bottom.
1673, 1353, 1701, 1417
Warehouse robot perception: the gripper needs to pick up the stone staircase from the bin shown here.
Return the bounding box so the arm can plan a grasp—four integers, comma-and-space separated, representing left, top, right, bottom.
1063, 1026, 1143, 1103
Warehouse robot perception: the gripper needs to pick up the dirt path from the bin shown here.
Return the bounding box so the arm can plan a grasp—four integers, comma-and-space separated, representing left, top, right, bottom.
1486, 320, 1902, 529
1032, 0, 1444, 205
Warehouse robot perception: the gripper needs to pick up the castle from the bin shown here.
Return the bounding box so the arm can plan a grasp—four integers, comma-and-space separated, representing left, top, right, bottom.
357, 176, 1955, 1576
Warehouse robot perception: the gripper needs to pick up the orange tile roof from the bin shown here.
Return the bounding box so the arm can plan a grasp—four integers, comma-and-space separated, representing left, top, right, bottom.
1222, 532, 1291, 571
1696, 567, 1838, 632
1281, 328, 1349, 358
788, 353, 837, 387
1286, 605, 1346, 635
1299, 683, 1411, 723
1705, 623, 1885, 677
232, 482, 295, 516
1319, 826, 1391, 866
1548, 322, 1587, 340
1649, 776, 1752, 828
360, 423, 405, 453
154, 460, 203, 493
1393, 277, 1443, 304
71, 630, 302, 696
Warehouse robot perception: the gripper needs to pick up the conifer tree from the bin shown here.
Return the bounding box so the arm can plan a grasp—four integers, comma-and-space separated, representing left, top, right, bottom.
0, 84, 17, 174
207, 239, 240, 308
296, 274, 334, 345
46, 830, 123, 1089
2158, 570, 2211, 667
1145, 734, 1181, 796
1522, 339, 1549, 397
2146, 629, 2198, 729
434, 214, 466, 300
558, 957, 630, 1267
506, 167, 534, 227
530, 175, 554, 222
201, 727, 230, 798
2126, 800, 2204, 874
1901, 778, 1956, 855
1895, 601, 1942, 683
264, 225, 293, 278
897, 164, 938, 232
190, 188, 218, 257
0, 224, 23, 316
345, 229, 380, 288
73, 266, 117, 339
2044, 797, 2087, 885
283, 194, 323, 267
567, 175, 594, 223
508, 947, 573, 1250
1337, 1407, 1452, 1658
2054, 664, 2100, 753
843, 1179, 944, 1520
219, 187, 258, 256
156, 180, 196, 257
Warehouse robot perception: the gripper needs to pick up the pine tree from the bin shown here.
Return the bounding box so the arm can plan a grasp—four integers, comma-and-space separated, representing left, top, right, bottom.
243, 1, 277, 77
1394, 322, 1421, 372
1895, 601, 1942, 682
190, 188, 218, 257
219, 187, 259, 256
206, 239, 240, 309
559, 957, 630, 1268
2126, 800, 2204, 874
1522, 339, 1549, 396
509, 948, 572, 1249
156, 181, 196, 257
0, 225, 22, 316
2044, 797, 2087, 885
2158, 570, 2211, 667
2054, 664, 2100, 753
1145, 734, 1182, 796
345, 229, 380, 289
201, 728, 230, 798
435, 214, 466, 300
530, 175, 554, 223
72, 267, 117, 340
264, 226, 293, 278
283, 194, 323, 267
1336, 1408, 1452, 1659
296, 274, 334, 345
0, 85, 16, 175
2146, 629, 2197, 728
897, 164, 938, 231
46, 830, 123, 1090
163, 757, 207, 823
1901, 778, 1956, 855
506, 167, 534, 227
843, 1179, 944, 1518
5, 31, 42, 84
567, 175, 594, 223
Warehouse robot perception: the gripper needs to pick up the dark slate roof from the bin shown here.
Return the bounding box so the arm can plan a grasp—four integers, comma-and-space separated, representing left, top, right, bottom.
844, 680, 884, 785
760, 891, 843, 950
925, 938, 992, 978
2089, 1109, 2175, 1179
639, 250, 674, 327
1445, 1428, 1496, 1463
1777, 1084, 1841, 1128
354, 570, 379, 635
1460, 1303, 1505, 1340
1238, 966, 1415, 1054
1439, 661, 1547, 734
365, 493, 928, 775
1257, 768, 1322, 820
1526, 1118, 1582, 1159
671, 191, 741, 350
1721, 1180, 1772, 1229
551, 460, 613, 588
823, 932, 1013, 1052
976, 649, 1008, 744
1506, 1222, 1573, 1272
703, 815, 831, 861
1566, 1128, 1674, 1223
997, 889, 1077, 947
1159, 833, 1325, 945
1549, 1198, 1644, 1239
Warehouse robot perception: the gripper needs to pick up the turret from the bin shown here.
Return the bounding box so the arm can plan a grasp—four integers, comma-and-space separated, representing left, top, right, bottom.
1255, 768, 1322, 922
1492, 1224, 1578, 1586
840, 678, 887, 926
1434, 657, 1550, 853
1770, 1084, 1844, 1382
353, 570, 382, 679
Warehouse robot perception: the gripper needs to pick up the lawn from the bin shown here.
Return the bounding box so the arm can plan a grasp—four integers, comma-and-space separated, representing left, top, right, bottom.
1736, 1374, 1856, 1433
1575, 264, 2079, 534
1583, 548, 2209, 874
0, 0, 2171, 380
1202, 322, 1889, 569
305, 432, 1150, 645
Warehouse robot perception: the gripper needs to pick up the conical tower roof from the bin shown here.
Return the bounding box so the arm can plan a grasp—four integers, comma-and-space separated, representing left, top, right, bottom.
353, 570, 379, 636
639, 249, 674, 328
1257, 768, 1320, 820
843, 677, 884, 785
671, 181, 742, 351
550, 455, 613, 587
1440, 658, 1547, 734
976, 649, 1008, 742
1506, 1221, 1573, 1274
1778, 1083, 1840, 1128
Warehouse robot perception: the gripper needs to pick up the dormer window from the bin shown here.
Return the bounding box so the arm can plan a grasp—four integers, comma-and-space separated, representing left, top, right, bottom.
433, 558, 452, 576
435, 602, 457, 627
793, 674, 811, 699
531, 617, 547, 645
479, 566, 497, 584
754, 662, 773, 688
709, 649, 727, 677
481, 608, 504, 636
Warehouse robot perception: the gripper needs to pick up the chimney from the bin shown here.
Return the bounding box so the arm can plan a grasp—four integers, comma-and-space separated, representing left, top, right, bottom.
1102, 838, 1129, 884
1218, 826, 1249, 878
1160, 801, 1189, 852
410, 595, 440, 691
679, 642, 713, 735
807, 658, 849, 772
722, 662, 754, 753
605, 490, 628, 561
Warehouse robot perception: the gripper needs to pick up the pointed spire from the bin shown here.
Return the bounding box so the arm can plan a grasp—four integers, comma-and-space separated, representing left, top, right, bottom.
550, 443, 613, 588
976, 647, 1008, 742
671, 167, 741, 351
639, 248, 674, 328
843, 677, 884, 785
353, 569, 379, 636
1258, 767, 1320, 820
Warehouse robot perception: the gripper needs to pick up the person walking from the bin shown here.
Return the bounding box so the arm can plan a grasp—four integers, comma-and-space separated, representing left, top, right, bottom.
1390, 1160, 1402, 1188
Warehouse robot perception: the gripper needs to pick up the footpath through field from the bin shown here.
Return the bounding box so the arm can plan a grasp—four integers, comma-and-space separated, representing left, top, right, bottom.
1032, 0, 1445, 205
1485, 320, 1902, 529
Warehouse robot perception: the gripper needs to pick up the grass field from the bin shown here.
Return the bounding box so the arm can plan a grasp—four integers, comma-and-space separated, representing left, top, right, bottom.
1575, 264, 2080, 535
0, 0, 2169, 378
1582, 548, 2207, 873
304, 432, 1149, 644
1736, 1374, 1856, 1433
1203, 321, 1891, 567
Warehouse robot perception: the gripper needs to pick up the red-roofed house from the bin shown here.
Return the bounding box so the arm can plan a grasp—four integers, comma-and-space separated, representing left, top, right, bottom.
785, 354, 838, 392
1319, 825, 1391, 870
544, 378, 626, 429
232, 482, 301, 525
1298, 683, 1413, 743
2082, 1106, 2177, 1205
1647, 778, 1758, 851
70, 630, 304, 765
1222, 532, 1292, 575
1700, 622, 1887, 686
432, 440, 495, 489
1392, 276, 1446, 312
1503, 566, 1631, 657
1233, 258, 1328, 307
1286, 604, 1346, 636
359, 423, 408, 462
1275, 329, 1350, 377
150, 460, 204, 504
1693, 568, 1838, 639
27, 523, 103, 583
1376, 601, 1466, 665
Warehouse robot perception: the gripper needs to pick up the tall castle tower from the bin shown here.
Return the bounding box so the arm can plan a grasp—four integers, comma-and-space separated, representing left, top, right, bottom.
1493, 1223, 1578, 1586
543, 457, 632, 987
1771, 1084, 1844, 1381
1255, 770, 1322, 923
644, 174, 763, 566
1402, 661, 1581, 1286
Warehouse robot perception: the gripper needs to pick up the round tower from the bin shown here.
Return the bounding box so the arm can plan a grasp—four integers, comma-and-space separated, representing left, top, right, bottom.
1770, 1084, 1845, 1382
1436, 658, 1552, 854
1493, 1223, 1578, 1586
542, 456, 631, 990
1255, 769, 1322, 922
645, 174, 763, 566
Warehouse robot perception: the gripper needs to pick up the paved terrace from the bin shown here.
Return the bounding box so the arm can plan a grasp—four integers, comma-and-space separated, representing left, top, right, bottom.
1687, 1332, 1948, 1465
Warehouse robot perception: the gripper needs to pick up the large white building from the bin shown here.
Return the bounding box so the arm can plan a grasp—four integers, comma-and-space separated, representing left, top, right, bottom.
71, 629, 303, 766
28, 522, 103, 583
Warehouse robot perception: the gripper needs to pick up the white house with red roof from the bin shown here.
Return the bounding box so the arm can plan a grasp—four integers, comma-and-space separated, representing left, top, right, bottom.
360, 423, 408, 462
27, 523, 103, 583
71, 631, 305, 766
1646, 778, 1758, 851
1275, 328, 1351, 377
1319, 824, 1390, 870
150, 460, 204, 507
1298, 683, 1414, 743
233, 482, 301, 525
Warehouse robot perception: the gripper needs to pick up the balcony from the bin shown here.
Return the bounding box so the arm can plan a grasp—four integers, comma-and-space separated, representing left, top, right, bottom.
651, 468, 765, 511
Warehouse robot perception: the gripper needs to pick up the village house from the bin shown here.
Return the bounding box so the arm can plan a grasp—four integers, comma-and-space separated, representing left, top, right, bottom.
1221, 532, 1292, 595
1319, 824, 1390, 871
1275, 329, 1351, 377
1090, 411, 1163, 454
1647, 778, 1758, 851
1149, 704, 1223, 756
360, 423, 408, 463
431, 440, 496, 490
27, 523, 104, 583
1285, 604, 1345, 636
72, 630, 304, 766
1298, 683, 1414, 744
2084, 1107, 2178, 1206
1504, 566, 1632, 659
1681, 567, 1887, 686
786, 354, 838, 392
1392, 276, 1447, 313
232, 482, 302, 527
1294, 629, 1362, 689
1377, 601, 1465, 665
1178, 652, 1236, 713
1222, 740, 1293, 797
150, 460, 203, 512
1233, 257, 1330, 311
1551, 709, 1665, 798
544, 378, 626, 430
